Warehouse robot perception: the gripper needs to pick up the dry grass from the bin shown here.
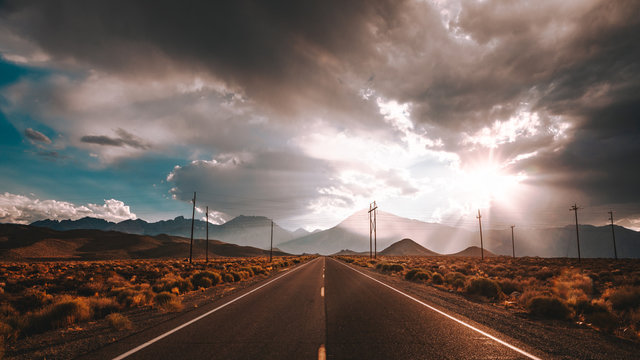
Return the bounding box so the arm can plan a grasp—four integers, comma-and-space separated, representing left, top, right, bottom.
106, 312, 132, 331
336, 255, 640, 340
0, 255, 314, 344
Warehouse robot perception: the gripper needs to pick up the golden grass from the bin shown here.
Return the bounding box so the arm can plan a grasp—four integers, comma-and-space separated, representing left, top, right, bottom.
336, 255, 640, 340
0, 256, 314, 341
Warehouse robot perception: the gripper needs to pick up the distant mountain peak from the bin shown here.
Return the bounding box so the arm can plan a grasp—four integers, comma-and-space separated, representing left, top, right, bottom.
380, 238, 439, 256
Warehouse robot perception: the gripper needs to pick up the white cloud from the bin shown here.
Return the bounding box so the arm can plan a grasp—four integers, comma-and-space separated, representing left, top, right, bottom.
0, 193, 137, 224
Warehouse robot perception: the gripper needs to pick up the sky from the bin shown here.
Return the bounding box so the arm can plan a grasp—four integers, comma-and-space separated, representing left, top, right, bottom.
1, 0, 639, 232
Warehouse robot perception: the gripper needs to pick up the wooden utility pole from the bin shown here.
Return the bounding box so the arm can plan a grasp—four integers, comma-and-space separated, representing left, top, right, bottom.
189, 192, 196, 264
609, 211, 618, 260
205, 206, 209, 263
269, 220, 273, 262
368, 203, 373, 259
570, 204, 581, 262
510, 225, 516, 258
368, 202, 378, 259
477, 209, 484, 260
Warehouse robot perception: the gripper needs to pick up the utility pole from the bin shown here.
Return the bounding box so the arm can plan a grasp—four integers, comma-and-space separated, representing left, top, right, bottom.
189, 192, 196, 264
510, 225, 516, 258
609, 211, 618, 260
570, 204, 581, 262
368, 203, 373, 259
369, 201, 378, 259
477, 209, 484, 260
269, 220, 273, 263
205, 206, 209, 263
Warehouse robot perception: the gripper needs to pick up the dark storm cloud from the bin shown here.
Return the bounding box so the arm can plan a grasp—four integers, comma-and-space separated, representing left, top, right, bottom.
24, 127, 51, 143
0, 0, 403, 122
3, 0, 640, 223
81, 128, 150, 149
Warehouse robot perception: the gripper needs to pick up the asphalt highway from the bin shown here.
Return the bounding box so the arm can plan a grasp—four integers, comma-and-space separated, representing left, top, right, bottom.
83, 257, 545, 359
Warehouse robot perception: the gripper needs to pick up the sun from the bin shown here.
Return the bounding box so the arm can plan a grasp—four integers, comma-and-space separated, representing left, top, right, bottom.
462, 162, 526, 209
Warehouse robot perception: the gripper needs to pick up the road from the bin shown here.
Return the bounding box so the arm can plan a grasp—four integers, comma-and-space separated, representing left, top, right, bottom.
83, 257, 545, 359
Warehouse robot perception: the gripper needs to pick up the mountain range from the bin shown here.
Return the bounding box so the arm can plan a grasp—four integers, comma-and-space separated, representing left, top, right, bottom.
31, 215, 300, 250
0, 223, 290, 260
26, 209, 640, 258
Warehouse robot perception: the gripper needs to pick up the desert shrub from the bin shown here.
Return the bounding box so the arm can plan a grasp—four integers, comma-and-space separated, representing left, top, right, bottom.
251, 266, 266, 275
553, 270, 592, 304
25, 296, 91, 334
431, 273, 444, 285
237, 271, 251, 280
230, 272, 241, 282
14, 288, 53, 312
239, 267, 254, 276
222, 273, 234, 282
535, 268, 555, 281
466, 278, 502, 300
445, 272, 467, 289
377, 263, 404, 272
77, 282, 105, 297
110, 287, 154, 308
499, 279, 523, 295
527, 296, 572, 319
607, 286, 640, 311
405, 269, 430, 281
106, 313, 132, 331
89, 297, 120, 318
153, 292, 183, 312
405, 269, 420, 280
191, 276, 212, 289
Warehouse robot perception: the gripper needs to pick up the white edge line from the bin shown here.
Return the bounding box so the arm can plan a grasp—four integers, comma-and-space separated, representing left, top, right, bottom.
112, 257, 320, 360
331, 258, 543, 360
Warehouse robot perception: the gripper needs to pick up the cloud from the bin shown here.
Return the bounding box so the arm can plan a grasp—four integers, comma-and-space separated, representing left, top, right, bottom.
0, 192, 137, 224
80, 128, 150, 149
1, 0, 640, 229
24, 127, 51, 143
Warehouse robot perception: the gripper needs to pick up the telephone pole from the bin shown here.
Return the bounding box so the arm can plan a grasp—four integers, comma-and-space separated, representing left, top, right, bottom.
570, 204, 581, 262
205, 206, 209, 263
510, 225, 516, 258
609, 211, 618, 260
477, 209, 484, 260
269, 220, 273, 263
189, 192, 196, 264
369, 201, 378, 259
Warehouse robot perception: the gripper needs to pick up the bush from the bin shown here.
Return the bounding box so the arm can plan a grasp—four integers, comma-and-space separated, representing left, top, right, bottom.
106, 313, 133, 330
153, 292, 183, 312
499, 279, 523, 295
535, 268, 555, 281
89, 297, 120, 318
405, 269, 430, 281
191, 275, 213, 289
222, 273, 235, 282
431, 273, 444, 285
25, 297, 91, 334
527, 296, 572, 319
377, 263, 404, 272
466, 278, 502, 300
445, 272, 467, 289
608, 286, 640, 311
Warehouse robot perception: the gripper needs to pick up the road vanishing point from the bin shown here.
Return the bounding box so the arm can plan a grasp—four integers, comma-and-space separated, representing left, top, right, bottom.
78, 257, 600, 359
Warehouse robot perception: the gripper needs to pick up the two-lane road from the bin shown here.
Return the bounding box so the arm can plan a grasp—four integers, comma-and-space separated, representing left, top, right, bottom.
83, 257, 544, 359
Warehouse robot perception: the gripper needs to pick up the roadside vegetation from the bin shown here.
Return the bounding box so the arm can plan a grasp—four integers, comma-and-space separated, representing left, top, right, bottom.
0, 256, 313, 353
337, 256, 640, 340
